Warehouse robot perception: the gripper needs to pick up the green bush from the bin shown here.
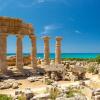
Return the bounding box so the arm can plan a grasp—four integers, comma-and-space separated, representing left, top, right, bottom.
45, 79, 53, 85
18, 93, 26, 100
0, 94, 13, 100
66, 86, 82, 98
95, 55, 100, 63
66, 87, 74, 98
87, 66, 97, 73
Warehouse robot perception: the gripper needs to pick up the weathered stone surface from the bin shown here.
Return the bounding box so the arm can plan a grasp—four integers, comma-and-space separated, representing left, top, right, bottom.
95, 88, 100, 92
0, 35, 7, 73
43, 36, 50, 65
31, 93, 49, 100
69, 73, 78, 81
27, 77, 37, 82
92, 88, 100, 100
0, 79, 21, 89
24, 88, 34, 100
15, 90, 22, 95
0, 82, 12, 89
12, 82, 19, 89
95, 95, 100, 100
56, 95, 87, 100
16, 35, 23, 70
55, 37, 62, 64
50, 60, 55, 65
27, 76, 43, 82
30, 35, 37, 69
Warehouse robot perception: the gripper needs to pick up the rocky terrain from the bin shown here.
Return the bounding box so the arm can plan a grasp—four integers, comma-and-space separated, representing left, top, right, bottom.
0, 59, 100, 100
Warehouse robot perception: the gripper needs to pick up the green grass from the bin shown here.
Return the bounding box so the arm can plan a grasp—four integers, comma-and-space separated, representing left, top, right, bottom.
66, 87, 82, 98
61, 54, 100, 63
87, 66, 97, 74
49, 87, 60, 100
45, 79, 53, 85
17, 93, 26, 100
62, 58, 95, 62
0, 94, 13, 100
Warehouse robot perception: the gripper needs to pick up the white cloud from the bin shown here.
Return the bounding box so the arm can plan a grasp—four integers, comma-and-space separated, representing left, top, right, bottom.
37, 0, 46, 3
18, 0, 47, 8
18, 0, 72, 8
41, 24, 62, 36
0, 0, 72, 11
75, 30, 82, 34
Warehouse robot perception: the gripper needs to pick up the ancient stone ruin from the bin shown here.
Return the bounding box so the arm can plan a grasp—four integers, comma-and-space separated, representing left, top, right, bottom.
0, 16, 62, 75
0, 16, 37, 74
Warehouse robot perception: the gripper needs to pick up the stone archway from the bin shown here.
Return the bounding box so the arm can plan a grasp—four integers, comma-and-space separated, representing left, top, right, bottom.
0, 16, 37, 74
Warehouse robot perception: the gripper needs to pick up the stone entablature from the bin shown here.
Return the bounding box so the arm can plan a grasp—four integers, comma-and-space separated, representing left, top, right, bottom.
0, 16, 33, 35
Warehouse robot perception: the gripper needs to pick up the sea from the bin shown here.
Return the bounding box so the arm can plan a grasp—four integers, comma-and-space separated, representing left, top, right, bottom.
7, 53, 100, 59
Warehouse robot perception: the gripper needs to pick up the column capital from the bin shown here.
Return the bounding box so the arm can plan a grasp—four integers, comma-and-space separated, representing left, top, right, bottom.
16, 34, 24, 39
56, 36, 62, 41
0, 33, 8, 38
29, 35, 36, 40
42, 36, 50, 41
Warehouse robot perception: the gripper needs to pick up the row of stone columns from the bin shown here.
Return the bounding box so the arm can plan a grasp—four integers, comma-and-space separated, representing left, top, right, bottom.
0, 35, 62, 74
43, 36, 62, 65
0, 34, 37, 74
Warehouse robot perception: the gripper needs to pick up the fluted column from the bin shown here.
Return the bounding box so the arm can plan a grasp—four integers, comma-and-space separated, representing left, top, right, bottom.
0, 34, 7, 73
43, 36, 50, 65
55, 37, 62, 64
30, 35, 37, 68
16, 35, 23, 70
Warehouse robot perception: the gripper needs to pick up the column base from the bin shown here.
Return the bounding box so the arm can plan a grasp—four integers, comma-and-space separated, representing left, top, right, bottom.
44, 59, 50, 65
16, 63, 23, 71
55, 59, 61, 65
0, 65, 8, 74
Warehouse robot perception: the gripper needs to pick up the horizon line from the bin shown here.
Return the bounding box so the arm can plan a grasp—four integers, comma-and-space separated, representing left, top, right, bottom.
7, 52, 100, 54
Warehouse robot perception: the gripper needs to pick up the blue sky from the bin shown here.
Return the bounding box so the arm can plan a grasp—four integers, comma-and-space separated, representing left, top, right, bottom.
0, 0, 100, 53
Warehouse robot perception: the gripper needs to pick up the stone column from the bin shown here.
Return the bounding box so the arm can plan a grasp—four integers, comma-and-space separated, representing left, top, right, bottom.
0, 34, 7, 73
55, 37, 62, 64
43, 36, 50, 65
16, 35, 23, 70
30, 35, 37, 68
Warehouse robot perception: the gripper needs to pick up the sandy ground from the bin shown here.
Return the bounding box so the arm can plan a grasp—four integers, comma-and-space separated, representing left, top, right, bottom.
0, 78, 80, 96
